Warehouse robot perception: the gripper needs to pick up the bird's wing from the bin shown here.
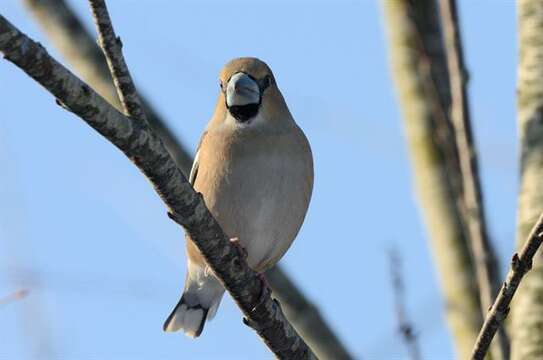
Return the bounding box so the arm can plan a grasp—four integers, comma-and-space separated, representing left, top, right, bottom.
188, 131, 207, 186
185, 131, 209, 267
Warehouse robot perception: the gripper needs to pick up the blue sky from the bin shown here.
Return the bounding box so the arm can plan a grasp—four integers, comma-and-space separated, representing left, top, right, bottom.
0, 1, 517, 359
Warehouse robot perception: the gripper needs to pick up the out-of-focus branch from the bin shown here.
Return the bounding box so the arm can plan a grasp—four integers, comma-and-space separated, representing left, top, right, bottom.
471, 214, 543, 359
382, 1, 482, 358
0, 15, 315, 359
511, 1, 543, 359
266, 267, 353, 360
22, 0, 193, 176
388, 250, 420, 360
22, 1, 353, 358
438, 1, 508, 358
0, 289, 28, 307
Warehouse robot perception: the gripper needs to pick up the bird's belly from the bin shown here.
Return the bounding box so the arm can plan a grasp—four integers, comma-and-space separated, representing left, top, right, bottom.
240, 194, 296, 271
207, 156, 310, 272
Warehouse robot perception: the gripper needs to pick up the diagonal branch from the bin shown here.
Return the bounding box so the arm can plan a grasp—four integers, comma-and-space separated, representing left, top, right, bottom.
23, 1, 350, 357
22, 0, 193, 176
0, 14, 315, 359
438, 0, 508, 358
0, 289, 28, 307
88, 0, 145, 121
21, 1, 353, 358
471, 213, 543, 359
382, 1, 483, 357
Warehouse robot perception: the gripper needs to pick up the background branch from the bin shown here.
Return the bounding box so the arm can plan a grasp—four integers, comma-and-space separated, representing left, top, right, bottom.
0, 289, 28, 307
438, 0, 508, 358
471, 213, 543, 359
388, 249, 420, 360
382, 1, 483, 357
22, 0, 193, 175
510, 1, 543, 359
0, 14, 315, 359
88, 0, 145, 120
20, 1, 352, 358
266, 267, 352, 360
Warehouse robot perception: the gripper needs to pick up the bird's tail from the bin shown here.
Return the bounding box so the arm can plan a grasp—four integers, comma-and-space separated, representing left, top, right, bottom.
163, 262, 224, 337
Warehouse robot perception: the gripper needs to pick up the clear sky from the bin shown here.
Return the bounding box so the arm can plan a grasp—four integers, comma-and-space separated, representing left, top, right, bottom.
0, 1, 517, 359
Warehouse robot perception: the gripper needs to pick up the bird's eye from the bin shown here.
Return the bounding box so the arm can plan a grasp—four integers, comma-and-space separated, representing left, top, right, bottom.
219, 81, 224, 91
260, 75, 271, 91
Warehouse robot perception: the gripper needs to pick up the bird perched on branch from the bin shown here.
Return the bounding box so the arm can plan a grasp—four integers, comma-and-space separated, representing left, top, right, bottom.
163, 57, 314, 337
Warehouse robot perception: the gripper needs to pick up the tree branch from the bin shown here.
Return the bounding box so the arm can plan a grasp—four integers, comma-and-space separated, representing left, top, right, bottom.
382, 1, 483, 357
438, 1, 508, 358
22, 0, 193, 176
21, 1, 353, 358
0, 14, 315, 359
471, 213, 543, 359
510, 1, 543, 358
88, 0, 145, 121
388, 249, 420, 360
0, 289, 28, 307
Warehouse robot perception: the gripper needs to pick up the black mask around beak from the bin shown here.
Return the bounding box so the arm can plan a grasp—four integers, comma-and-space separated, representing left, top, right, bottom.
225, 72, 261, 122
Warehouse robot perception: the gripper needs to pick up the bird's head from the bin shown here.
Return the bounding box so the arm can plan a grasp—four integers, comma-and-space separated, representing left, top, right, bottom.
218, 57, 278, 124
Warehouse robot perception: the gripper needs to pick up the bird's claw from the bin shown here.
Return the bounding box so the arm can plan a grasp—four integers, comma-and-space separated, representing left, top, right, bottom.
229, 237, 248, 259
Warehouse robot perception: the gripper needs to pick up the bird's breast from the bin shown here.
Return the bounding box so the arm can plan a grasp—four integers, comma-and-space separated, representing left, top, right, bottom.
194, 130, 313, 271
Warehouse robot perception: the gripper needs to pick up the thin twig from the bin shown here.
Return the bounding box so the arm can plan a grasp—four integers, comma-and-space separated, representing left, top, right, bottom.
438, 1, 508, 358
0, 14, 315, 359
471, 213, 543, 359
388, 249, 420, 360
22, 1, 351, 357
88, 0, 145, 121
0, 289, 28, 307
22, 0, 193, 176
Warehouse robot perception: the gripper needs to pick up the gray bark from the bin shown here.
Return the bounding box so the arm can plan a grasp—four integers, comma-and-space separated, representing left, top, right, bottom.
471, 213, 543, 359
21, 1, 353, 358
0, 14, 315, 359
22, 0, 193, 176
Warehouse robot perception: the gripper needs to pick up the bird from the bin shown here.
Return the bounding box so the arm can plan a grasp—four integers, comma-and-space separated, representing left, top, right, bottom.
163, 57, 314, 338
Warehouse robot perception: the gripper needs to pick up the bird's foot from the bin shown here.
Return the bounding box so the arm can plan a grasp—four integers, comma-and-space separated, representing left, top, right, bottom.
229, 237, 248, 259
253, 273, 272, 311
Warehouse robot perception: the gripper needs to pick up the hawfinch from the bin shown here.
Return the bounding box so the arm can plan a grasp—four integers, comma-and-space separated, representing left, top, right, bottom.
163, 57, 314, 337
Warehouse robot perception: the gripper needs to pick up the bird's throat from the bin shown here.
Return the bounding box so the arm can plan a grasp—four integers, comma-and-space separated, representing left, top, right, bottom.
228, 104, 260, 123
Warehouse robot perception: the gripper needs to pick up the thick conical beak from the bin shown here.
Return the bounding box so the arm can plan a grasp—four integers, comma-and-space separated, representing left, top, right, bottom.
226, 72, 260, 107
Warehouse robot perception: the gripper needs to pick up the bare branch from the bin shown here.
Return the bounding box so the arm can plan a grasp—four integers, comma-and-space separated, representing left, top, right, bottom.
388, 250, 420, 360
382, 1, 482, 357
0, 289, 28, 307
471, 214, 543, 359
510, 1, 543, 358
0, 14, 315, 359
22, 1, 351, 358
22, 0, 193, 175
88, 0, 145, 121
438, 1, 508, 358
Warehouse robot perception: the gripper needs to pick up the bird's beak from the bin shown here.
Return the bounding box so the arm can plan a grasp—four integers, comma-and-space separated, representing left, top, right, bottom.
226, 72, 260, 107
